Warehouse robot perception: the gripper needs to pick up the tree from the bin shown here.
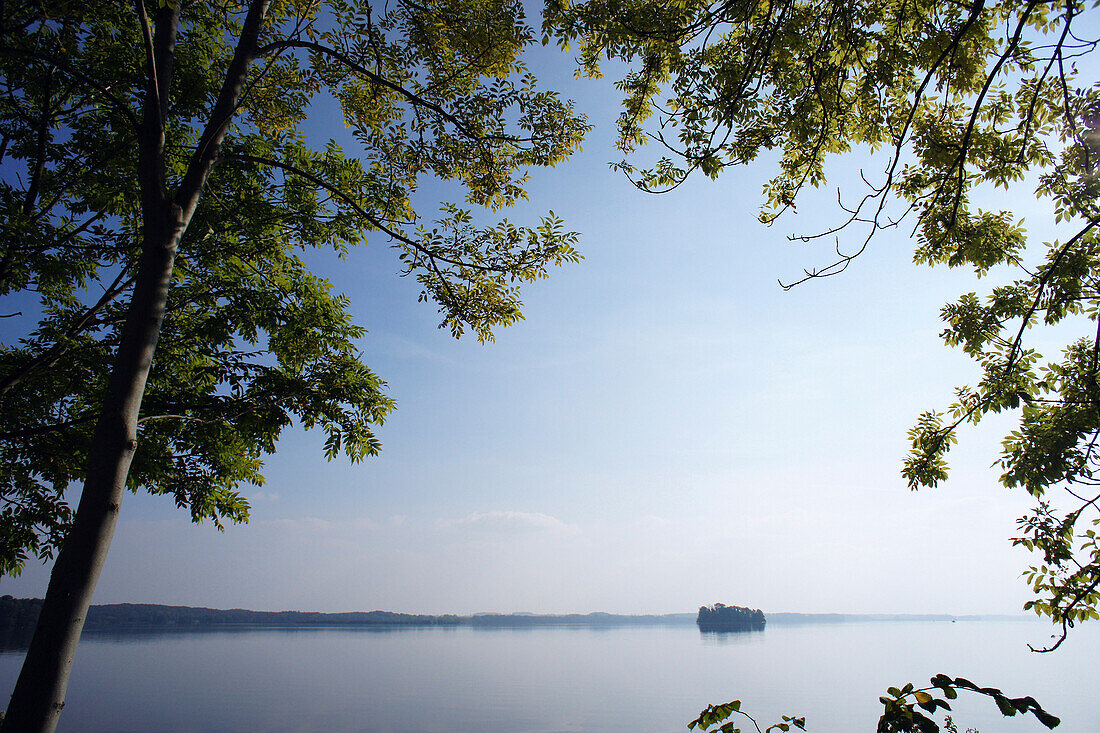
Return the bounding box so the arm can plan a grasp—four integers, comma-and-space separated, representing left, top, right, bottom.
546, 0, 1099, 647
696, 602, 766, 631
0, 0, 587, 729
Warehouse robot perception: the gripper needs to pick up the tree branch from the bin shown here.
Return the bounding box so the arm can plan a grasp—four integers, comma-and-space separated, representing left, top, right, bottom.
176, 0, 271, 221
0, 265, 136, 398
0, 46, 140, 132
222, 151, 504, 272
255, 38, 473, 136
133, 0, 160, 126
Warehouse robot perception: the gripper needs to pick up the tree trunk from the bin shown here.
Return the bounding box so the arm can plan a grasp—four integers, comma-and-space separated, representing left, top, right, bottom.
1, 3, 268, 728
0, 210, 183, 733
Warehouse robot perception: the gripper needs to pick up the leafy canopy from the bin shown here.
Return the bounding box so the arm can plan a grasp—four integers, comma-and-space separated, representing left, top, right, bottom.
546, 0, 1099, 645
0, 0, 588, 575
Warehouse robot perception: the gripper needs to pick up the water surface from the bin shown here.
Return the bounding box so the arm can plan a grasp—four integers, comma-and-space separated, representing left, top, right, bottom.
1, 620, 1095, 732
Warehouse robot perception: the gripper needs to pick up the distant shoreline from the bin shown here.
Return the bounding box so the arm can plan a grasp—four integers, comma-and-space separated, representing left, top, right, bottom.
768, 612, 1030, 624
1, 596, 1031, 636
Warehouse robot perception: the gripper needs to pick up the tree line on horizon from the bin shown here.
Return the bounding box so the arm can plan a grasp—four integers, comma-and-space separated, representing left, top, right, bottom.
0, 596, 699, 636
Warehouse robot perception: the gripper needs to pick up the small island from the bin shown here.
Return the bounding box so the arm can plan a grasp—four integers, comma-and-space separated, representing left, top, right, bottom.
696, 602, 766, 631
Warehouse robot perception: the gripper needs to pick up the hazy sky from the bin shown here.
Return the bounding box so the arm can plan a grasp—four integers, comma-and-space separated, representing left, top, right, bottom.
2, 34, 1077, 617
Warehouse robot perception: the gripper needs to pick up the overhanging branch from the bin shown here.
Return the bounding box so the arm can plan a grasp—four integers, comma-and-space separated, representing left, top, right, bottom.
222, 151, 505, 273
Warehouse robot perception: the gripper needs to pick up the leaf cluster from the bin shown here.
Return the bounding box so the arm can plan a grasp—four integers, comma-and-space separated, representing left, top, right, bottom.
546, 0, 1100, 640
689, 675, 1059, 733
688, 698, 805, 733
0, 0, 588, 574
878, 675, 1059, 732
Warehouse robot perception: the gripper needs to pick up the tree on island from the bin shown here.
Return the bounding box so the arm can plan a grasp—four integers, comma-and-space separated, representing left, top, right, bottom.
545, 0, 1094, 728
0, 0, 587, 729
696, 602, 766, 631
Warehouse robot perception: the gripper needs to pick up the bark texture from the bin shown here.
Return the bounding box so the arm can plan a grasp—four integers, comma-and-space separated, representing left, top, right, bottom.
0, 218, 181, 732
2, 2, 269, 729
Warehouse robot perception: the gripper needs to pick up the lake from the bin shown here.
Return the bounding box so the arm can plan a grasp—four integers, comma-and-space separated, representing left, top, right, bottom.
1, 619, 1096, 732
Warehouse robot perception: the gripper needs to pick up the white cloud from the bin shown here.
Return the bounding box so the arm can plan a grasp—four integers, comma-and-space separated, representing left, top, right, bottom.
255, 516, 380, 535
436, 510, 575, 534
633, 515, 672, 528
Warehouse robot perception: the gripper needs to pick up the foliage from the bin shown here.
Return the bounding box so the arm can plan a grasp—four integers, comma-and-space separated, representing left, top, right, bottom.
688, 698, 804, 733
0, 0, 588, 576
546, 0, 1100, 646
940, 718, 978, 733
0, 596, 42, 634
688, 676, 1059, 733
696, 602, 766, 630
877, 676, 1059, 732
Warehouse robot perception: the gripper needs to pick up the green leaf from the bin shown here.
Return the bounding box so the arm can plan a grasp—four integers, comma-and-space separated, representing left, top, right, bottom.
1034, 709, 1061, 728
995, 696, 1018, 716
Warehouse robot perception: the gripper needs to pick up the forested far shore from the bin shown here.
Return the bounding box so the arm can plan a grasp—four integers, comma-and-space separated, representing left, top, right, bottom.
0, 596, 1032, 637
767, 613, 1029, 623
0, 596, 698, 633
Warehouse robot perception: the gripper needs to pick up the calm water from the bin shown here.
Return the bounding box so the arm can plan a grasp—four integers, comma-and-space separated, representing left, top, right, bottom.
1, 620, 1096, 732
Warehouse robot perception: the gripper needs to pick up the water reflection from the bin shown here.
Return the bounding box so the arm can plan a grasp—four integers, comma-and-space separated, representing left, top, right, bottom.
698, 627, 766, 646
0, 621, 1095, 732
0, 622, 458, 653
3, 620, 761, 654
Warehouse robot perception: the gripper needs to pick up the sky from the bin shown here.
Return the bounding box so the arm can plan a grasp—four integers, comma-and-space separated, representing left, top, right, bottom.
1, 28, 1081, 617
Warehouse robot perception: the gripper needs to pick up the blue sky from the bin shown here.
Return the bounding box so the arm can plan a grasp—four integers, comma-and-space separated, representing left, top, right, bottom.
2, 32, 1073, 617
